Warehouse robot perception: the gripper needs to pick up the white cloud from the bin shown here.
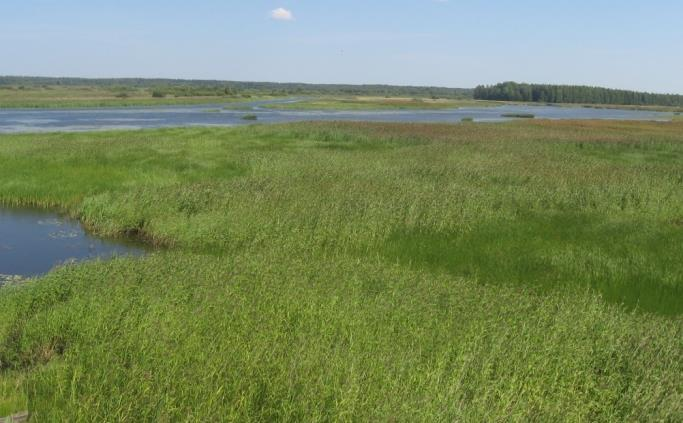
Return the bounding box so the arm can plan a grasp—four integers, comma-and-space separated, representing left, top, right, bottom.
270, 8, 294, 21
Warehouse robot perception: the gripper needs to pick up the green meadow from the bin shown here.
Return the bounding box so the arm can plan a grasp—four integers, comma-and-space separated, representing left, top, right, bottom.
0, 85, 269, 109
0, 121, 682, 420
262, 96, 498, 110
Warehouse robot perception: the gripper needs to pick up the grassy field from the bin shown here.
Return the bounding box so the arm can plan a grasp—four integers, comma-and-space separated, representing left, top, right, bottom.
262, 96, 499, 110
0, 85, 270, 108
0, 121, 682, 420
262, 96, 683, 114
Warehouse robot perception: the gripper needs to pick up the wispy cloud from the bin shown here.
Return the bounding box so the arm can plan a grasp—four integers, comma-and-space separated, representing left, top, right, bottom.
270, 8, 294, 21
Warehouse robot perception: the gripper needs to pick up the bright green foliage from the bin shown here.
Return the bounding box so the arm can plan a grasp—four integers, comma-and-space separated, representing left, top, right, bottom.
0, 121, 682, 420
0, 373, 26, 417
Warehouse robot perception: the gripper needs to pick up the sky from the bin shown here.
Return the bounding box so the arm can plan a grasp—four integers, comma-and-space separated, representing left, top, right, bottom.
1, 0, 682, 94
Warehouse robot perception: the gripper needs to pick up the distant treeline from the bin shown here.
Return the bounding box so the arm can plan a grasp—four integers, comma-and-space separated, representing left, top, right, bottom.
474, 82, 683, 107
0, 76, 473, 99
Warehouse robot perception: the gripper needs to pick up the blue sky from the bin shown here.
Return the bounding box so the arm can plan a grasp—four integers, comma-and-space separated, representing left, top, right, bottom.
1, 0, 682, 93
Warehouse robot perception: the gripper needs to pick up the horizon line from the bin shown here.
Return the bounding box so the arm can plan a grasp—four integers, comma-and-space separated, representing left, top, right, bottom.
2, 75, 682, 97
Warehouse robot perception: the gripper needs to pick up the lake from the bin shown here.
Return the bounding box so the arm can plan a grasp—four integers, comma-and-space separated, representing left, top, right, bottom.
0, 100, 673, 133
0, 207, 146, 282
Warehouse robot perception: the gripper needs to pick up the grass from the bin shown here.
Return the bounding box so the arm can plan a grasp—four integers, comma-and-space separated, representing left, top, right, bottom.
502, 113, 535, 119
0, 121, 682, 420
0, 85, 271, 109
578, 103, 683, 113
0, 373, 27, 417
262, 96, 499, 110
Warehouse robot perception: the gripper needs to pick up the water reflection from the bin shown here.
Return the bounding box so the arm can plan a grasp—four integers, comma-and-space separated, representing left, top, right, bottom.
0, 207, 146, 280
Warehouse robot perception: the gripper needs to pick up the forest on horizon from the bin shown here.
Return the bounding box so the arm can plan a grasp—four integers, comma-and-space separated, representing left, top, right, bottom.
475, 82, 683, 107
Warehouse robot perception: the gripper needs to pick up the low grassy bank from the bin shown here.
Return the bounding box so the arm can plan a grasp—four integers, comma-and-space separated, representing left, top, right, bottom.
262, 96, 499, 110
0, 85, 271, 108
264, 96, 682, 114
578, 103, 683, 113
0, 121, 682, 419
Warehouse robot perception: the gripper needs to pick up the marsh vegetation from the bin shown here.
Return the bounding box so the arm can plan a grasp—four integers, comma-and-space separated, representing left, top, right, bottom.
0, 121, 681, 420
0, 85, 271, 109
501, 112, 535, 119
261, 96, 498, 111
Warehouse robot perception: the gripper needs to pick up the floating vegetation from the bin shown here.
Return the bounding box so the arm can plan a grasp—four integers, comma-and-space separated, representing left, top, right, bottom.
37, 218, 63, 226
223, 105, 254, 111
0, 274, 25, 286
48, 230, 79, 239
502, 113, 535, 119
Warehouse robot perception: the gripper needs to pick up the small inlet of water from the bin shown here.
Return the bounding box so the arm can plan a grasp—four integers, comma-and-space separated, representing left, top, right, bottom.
0, 206, 146, 283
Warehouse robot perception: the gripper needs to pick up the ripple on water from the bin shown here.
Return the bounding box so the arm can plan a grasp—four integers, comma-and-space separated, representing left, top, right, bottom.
48, 230, 80, 239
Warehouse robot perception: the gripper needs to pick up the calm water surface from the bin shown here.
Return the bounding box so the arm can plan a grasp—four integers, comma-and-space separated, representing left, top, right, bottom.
0, 100, 673, 133
0, 207, 146, 282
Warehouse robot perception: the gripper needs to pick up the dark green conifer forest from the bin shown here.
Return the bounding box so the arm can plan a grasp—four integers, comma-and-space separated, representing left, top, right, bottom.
474, 82, 683, 107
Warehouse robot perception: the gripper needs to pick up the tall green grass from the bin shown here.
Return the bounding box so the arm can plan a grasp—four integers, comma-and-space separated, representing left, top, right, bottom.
0, 121, 682, 419
0, 373, 27, 417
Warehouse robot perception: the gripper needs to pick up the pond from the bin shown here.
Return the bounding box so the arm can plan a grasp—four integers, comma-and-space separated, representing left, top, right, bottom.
0, 100, 674, 133
0, 207, 146, 283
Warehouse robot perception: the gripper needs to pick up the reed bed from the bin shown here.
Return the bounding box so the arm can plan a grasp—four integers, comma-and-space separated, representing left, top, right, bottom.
0, 120, 681, 420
